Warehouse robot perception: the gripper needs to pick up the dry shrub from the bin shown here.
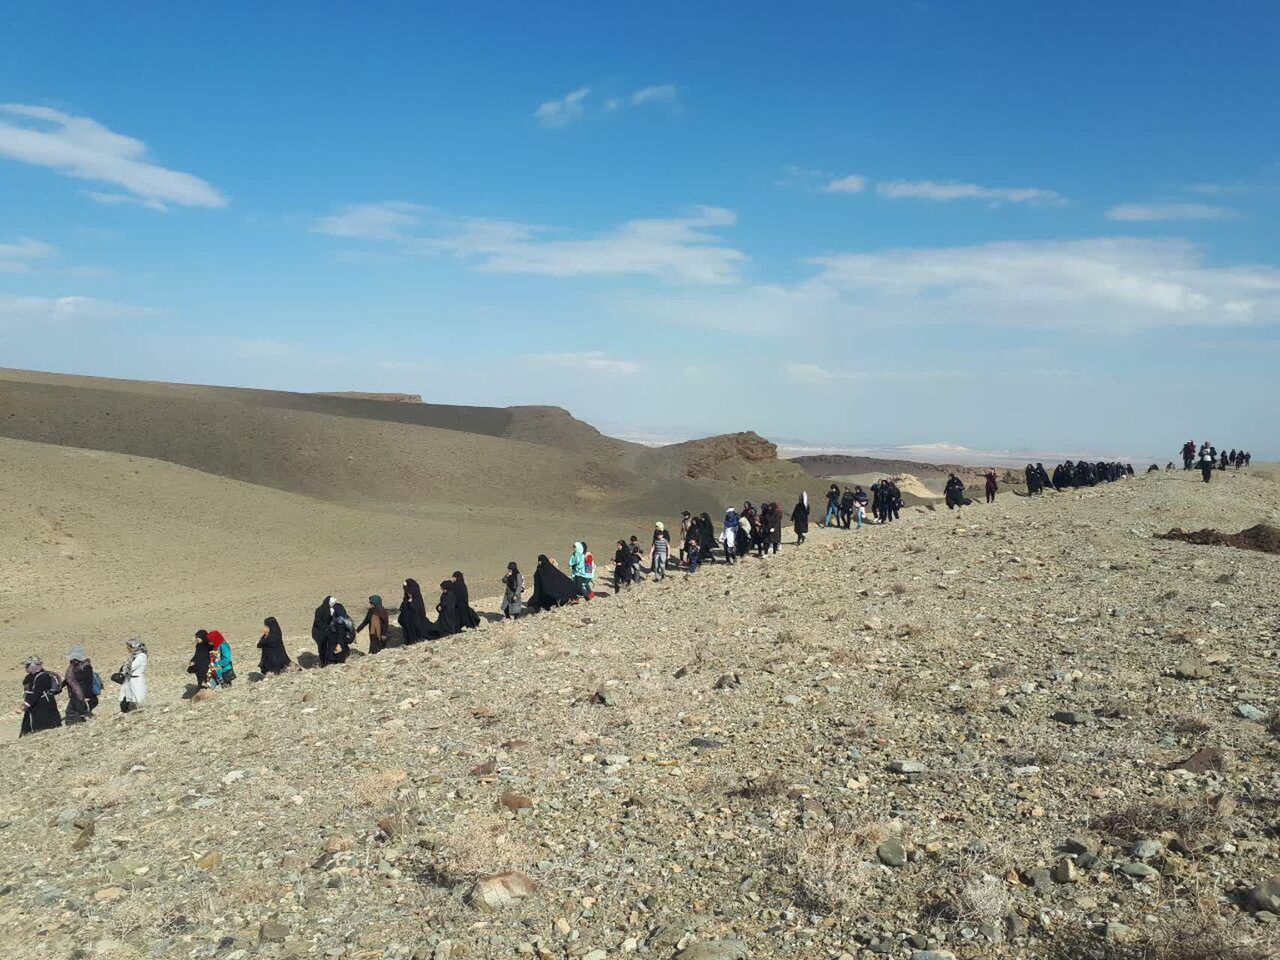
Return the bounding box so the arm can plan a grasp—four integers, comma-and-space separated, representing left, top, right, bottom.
1045, 914, 1276, 960
759, 601, 785, 616
350, 768, 410, 805
1171, 715, 1211, 736
890, 582, 908, 596
731, 771, 788, 800
920, 845, 1013, 926
428, 814, 535, 885
776, 627, 800, 645
1090, 795, 1234, 846
787, 824, 883, 912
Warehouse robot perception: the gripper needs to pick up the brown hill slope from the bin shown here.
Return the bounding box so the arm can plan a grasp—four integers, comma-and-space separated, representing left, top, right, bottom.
0, 470, 1277, 959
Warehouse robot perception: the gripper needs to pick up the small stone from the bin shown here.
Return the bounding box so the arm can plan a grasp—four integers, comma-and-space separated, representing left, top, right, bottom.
1063, 836, 1099, 856
94, 886, 124, 902
1119, 862, 1160, 879
197, 851, 222, 869
688, 738, 724, 750
323, 835, 354, 853
889, 760, 927, 775
1051, 710, 1087, 726
593, 688, 621, 707
1104, 922, 1137, 942
877, 837, 907, 867
1172, 748, 1224, 773
1236, 703, 1266, 722
499, 792, 533, 812
1174, 658, 1212, 680
1052, 858, 1077, 884
260, 921, 289, 944
1131, 839, 1163, 861
190, 688, 217, 703
1249, 875, 1280, 913
468, 871, 537, 912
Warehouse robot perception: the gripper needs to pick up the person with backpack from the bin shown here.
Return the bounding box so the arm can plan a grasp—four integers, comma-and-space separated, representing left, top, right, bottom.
116, 639, 148, 713
19, 657, 63, 735
208, 631, 235, 688
63, 645, 99, 724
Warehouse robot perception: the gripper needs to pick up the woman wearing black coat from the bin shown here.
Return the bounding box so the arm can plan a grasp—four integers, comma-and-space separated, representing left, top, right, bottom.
451, 572, 481, 629
311, 596, 334, 656
19, 658, 62, 736
321, 603, 355, 666
189, 630, 213, 688
258, 616, 292, 674
528, 555, 577, 612
435, 581, 464, 636
399, 579, 432, 645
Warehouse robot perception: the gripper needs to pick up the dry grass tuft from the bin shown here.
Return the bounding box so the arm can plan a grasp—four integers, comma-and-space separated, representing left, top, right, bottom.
1090, 795, 1234, 846
1171, 715, 1211, 736
1045, 914, 1276, 960
1265, 709, 1280, 737
787, 824, 884, 912
731, 772, 788, 800
426, 814, 535, 886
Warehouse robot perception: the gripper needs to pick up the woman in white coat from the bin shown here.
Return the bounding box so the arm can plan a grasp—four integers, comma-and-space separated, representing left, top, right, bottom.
117, 639, 148, 713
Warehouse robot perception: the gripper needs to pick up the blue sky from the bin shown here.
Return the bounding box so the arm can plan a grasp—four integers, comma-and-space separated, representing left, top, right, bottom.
2, 1, 1278, 458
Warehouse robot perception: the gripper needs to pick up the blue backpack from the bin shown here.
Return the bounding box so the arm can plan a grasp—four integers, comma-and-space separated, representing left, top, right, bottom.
91, 671, 104, 697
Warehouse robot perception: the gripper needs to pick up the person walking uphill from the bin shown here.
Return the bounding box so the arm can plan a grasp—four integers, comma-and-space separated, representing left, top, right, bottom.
258, 616, 292, 674
501, 562, 525, 619
399, 579, 432, 645
116, 639, 148, 713
63, 646, 99, 724
355, 597, 390, 654
321, 603, 355, 665
18, 657, 63, 736
944, 474, 967, 510
208, 630, 234, 688
1198, 448, 1216, 483
791, 494, 810, 545
569, 542, 595, 599
528, 555, 577, 611
985, 470, 998, 504
189, 630, 213, 688
311, 596, 335, 657
451, 572, 482, 629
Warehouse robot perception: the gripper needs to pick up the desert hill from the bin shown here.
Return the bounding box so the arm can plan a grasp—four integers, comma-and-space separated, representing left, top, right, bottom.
0, 468, 1277, 959
0, 369, 810, 676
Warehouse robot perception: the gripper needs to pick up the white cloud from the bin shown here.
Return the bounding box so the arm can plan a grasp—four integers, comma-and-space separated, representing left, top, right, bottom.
0, 103, 226, 209
84, 190, 168, 212
0, 238, 55, 273
0, 293, 159, 329
1105, 202, 1239, 222
626, 237, 1280, 335
534, 88, 590, 128
810, 238, 1280, 331
876, 179, 1064, 205
631, 84, 677, 106
312, 201, 427, 240
782, 363, 971, 385
824, 174, 867, 194
316, 203, 747, 285
523, 350, 642, 376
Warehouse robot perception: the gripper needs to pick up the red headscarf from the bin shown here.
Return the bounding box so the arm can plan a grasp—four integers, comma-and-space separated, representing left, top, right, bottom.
207, 630, 227, 649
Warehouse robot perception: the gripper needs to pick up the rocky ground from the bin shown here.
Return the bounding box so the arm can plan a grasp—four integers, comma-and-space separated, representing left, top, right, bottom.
2, 468, 1278, 960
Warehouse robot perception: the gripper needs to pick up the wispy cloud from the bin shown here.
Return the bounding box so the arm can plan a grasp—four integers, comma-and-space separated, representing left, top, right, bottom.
0, 103, 226, 210
312, 201, 428, 240
783, 363, 971, 385
0, 293, 160, 329
539, 83, 678, 125
314, 203, 746, 285
824, 174, 867, 194
876, 179, 1064, 205
534, 88, 590, 128
1105, 202, 1239, 222
0, 238, 55, 273
523, 350, 642, 376
630, 84, 678, 106
84, 190, 167, 212
774, 165, 831, 188
628, 237, 1280, 335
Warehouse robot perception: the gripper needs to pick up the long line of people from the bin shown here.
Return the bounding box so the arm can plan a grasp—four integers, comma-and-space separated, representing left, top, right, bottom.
17, 440, 1250, 736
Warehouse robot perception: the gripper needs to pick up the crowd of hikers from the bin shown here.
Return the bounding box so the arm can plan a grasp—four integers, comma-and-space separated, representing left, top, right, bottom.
16, 443, 1253, 736
1174, 440, 1252, 483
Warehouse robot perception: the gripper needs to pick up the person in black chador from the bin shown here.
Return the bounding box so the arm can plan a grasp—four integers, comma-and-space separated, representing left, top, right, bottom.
19, 657, 63, 736
435, 581, 464, 636
398, 579, 433, 645
696, 512, 718, 562
189, 630, 213, 688
258, 616, 292, 674
790, 494, 810, 544
451, 572, 482, 629
944, 473, 967, 510
321, 603, 354, 666
1024, 463, 1039, 495
528, 555, 578, 612
984, 470, 998, 504
311, 596, 335, 656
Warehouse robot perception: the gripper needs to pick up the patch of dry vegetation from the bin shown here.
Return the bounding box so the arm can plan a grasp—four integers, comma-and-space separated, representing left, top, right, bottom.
1046, 914, 1277, 960
1090, 795, 1235, 846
